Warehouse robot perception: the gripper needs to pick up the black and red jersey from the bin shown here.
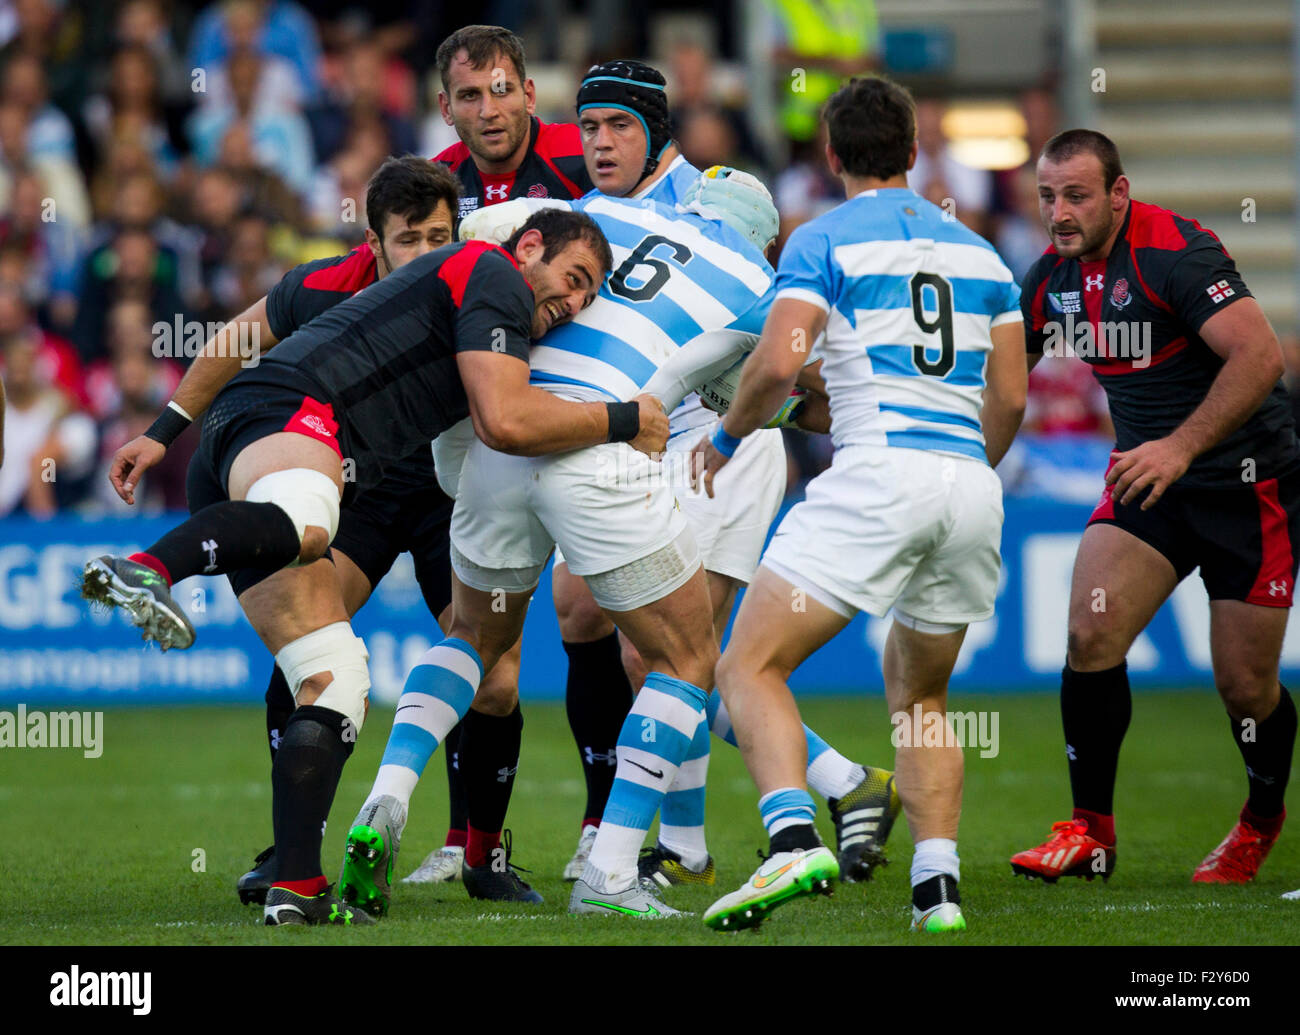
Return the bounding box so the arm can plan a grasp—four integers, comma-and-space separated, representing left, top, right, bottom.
264, 244, 378, 342
1021, 199, 1300, 488
435, 116, 592, 222
237, 241, 532, 493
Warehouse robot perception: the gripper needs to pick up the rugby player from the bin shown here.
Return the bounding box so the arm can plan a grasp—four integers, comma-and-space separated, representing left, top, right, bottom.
108, 156, 463, 906
398, 24, 601, 891
1009, 130, 1297, 884
695, 76, 1026, 932
82, 207, 668, 925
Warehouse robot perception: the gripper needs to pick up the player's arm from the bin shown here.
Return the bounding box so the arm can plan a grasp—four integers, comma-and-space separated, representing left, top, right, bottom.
109, 297, 279, 505
640, 328, 756, 413
1109, 296, 1284, 508
692, 296, 827, 497
982, 319, 1028, 467
457, 351, 667, 457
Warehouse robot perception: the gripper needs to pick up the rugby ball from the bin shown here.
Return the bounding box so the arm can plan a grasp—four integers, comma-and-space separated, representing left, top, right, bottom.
696, 358, 807, 428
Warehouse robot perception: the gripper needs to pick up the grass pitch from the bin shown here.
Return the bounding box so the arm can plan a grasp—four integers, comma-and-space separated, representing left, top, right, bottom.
3, 691, 1297, 946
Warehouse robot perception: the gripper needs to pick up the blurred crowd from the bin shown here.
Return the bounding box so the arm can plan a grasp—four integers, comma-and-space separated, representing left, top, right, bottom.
0, 0, 1186, 519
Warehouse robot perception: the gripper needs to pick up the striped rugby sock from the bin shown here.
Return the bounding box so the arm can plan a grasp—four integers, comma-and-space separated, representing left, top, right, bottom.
584, 672, 709, 892
805, 726, 866, 800
708, 691, 863, 800
759, 787, 817, 838
367, 638, 482, 811
658, 711, 711, 871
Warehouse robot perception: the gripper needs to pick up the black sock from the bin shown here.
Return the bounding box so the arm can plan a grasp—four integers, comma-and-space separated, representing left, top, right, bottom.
912, 874, 961, 909
462, 705, 524, 868
770, 823, 820, 854
563, 634, 634, 825
445, 720, 469, 843
137, 500, 300, 584
265, 666, 295, 764
1230, 685, 1296, 818
270, 705, 353, 883
1060, 661, 1131, 816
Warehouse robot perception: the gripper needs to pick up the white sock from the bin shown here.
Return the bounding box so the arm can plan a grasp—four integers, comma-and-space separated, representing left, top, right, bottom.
808, 752, 866, 801
911, 837, 960, 887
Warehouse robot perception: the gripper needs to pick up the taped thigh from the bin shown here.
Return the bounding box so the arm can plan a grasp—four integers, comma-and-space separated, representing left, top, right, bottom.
246, 467, 341, 545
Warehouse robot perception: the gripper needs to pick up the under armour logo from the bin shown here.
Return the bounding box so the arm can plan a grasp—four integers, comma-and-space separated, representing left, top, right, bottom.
1246, 765, 1277, 785
451, 750, 460, 771
496, 765, 518, 783
485, 184, 508, 201
270, 728, 281, 750
583, 746, 617, 767
1269, 579, 1289, 597
1085, 274, 1104, 291
201, 539, 218, 572
1066, 743, 1077, 760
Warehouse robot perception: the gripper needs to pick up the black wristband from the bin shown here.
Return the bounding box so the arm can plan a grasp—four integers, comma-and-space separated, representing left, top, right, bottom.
143, 405, 191, 447
605, 401, 640, 443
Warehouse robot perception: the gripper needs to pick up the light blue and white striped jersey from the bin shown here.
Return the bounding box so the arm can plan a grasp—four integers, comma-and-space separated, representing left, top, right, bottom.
639, 157, 716, 435
529, 193, 774, 433
778, 187, 1021, 462
634, 154, 698, 206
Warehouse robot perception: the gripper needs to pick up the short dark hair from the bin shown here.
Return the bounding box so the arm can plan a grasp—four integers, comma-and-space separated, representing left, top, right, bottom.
436, 25, 527, 91
1040, 129, 1125, 191
504, 208, 613, 275
365, 155, 461, 236
823, 76, 916, 180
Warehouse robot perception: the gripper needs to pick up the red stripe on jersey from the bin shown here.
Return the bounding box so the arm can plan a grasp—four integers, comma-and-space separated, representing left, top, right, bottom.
1126, 201, 1189, 253
1092, 334, 1188, 376
1088, 454, 1121, 524
534, 121, 585, 197
1247, 478, 1294, 606
1125, 239, 1172, 314
437, 240, 517, 307
301, 245, 378, 294
434, 142, 472, 172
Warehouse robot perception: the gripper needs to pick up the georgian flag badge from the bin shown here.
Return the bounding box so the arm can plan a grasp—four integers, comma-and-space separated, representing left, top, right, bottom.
1207, 279, 1236, 304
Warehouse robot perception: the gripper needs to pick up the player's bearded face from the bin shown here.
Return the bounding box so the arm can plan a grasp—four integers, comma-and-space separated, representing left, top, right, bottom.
1037, 154, 1117, 260
520, 239, 604, 338
441, 51, 534, 168
579, 108, 648, 197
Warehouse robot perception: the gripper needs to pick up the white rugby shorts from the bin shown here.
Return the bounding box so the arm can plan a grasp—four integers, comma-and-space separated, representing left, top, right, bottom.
761, 444, 1003, 625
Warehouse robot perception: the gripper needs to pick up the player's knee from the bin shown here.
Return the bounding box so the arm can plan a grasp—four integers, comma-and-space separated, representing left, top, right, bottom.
718, 642, 768, 690
245, 468, 340, 564
556, 585, 613, 641
1216, 671, 1278, 719
275, 622, 370, 732
298, 525, 331, 564
1066, 620, 1125, 671
472, 669, 519, 716
619, 633, 648, 690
